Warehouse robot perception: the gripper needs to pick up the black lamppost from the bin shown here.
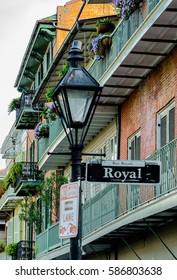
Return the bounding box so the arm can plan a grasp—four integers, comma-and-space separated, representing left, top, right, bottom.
52, 40, 102, 260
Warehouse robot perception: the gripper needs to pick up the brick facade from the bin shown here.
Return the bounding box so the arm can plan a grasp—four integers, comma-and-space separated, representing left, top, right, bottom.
120, 46, 177, 160
54, 0, 116, 55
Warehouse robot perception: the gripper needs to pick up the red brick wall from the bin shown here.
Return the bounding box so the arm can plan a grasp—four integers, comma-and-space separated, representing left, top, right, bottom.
53, 0, 116, 56
120, 46, 177, 160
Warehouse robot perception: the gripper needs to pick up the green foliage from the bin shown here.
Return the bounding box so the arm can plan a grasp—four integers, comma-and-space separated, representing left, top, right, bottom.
4, 162, 22, 188
5, 243, 17, 256
19, 173, 68, 232
40, 106, 48, 119
8, 97, 20, 113
96, 17, 115, 26
0, 180, 6, 197
0, 240, 5, 252
58, 63, 70, 77
45, 88, 54, 102
95, 17, 115, 34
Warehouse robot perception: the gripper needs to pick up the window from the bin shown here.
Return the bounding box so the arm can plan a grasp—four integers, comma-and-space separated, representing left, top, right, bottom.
127, 130, 141, 210
128, 130, 141, 160
157, 101, 175, 148
156, 102, 175, 194
110, 135, 117, 160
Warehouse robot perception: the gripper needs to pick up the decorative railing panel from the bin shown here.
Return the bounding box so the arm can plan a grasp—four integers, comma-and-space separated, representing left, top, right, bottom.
16, 240, 35, 260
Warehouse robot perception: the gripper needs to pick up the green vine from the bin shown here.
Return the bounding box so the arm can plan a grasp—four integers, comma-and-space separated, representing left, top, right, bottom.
4, 162, 22, 188
19, 172, 68, 233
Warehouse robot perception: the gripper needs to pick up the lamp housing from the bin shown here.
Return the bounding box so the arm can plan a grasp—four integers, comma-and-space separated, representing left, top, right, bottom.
52, 40, 102, 129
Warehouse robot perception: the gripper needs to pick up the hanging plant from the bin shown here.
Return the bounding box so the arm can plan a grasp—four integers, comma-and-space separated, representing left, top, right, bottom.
95, 17, 115, 35
114, 0, 144, 20
8, 97, 20, 113
88, 34, 112, 60
34, 122, 49, 140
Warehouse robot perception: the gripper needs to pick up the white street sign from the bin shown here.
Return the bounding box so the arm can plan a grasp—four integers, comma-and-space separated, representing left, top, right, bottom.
59, 182, 79, 238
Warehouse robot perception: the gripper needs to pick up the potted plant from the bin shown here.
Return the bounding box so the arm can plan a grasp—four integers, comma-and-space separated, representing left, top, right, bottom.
46, 103, 58, 121
114, 0, 144, 20
5, 243, 17, 257
0, 240, 5, 253
34, 122, 49, 139
8, 97, 20, 113
96, 17, 115, 34
88, 33, 112, 60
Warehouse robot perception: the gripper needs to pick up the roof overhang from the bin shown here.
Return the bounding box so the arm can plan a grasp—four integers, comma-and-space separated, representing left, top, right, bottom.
0, 196, 24, 219
15, 16, 56, 92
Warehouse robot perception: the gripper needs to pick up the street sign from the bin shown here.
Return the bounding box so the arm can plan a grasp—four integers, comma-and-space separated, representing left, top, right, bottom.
59, 182, 79, 238
86, 160, 161, 185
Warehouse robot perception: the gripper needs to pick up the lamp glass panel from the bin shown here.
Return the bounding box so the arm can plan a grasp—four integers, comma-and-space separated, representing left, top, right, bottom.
67, 89, 95, 123
57, 91, 68, 122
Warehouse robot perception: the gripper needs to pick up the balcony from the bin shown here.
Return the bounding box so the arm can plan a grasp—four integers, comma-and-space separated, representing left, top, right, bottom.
35, 139, 177, 259
15, 90, 42, 129
12, 241, 35, 260
37, 117, 71, 170
0, 187, 23, 219
15, 162, 43, 196
17, 240, 35, 260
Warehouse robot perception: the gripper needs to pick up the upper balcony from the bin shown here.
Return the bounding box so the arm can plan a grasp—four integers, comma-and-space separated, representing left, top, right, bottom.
0, 161, 43, 219
33, 0, 177, 108
0, 186, 23, 219
15, 90, 43, 129
15, 162, 43, 196
35, 138, 177, 259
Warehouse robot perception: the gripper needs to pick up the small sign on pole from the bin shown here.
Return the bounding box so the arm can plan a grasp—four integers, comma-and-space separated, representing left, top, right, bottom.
59, 182, 79, 238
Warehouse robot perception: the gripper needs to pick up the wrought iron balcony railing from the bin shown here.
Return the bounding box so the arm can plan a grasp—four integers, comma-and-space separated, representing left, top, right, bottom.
13, 240, 35, 260
15, 90, 43, 129
15, 162, 43, 195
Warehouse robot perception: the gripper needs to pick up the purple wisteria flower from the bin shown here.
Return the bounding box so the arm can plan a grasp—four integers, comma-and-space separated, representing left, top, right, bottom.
34, 122, 49, 139
88, 34, 104, 60
114, 0, 144, 20
34, 122, 42, 139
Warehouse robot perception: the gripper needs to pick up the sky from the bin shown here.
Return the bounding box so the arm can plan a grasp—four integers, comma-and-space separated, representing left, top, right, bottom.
0, 0, 68, 169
